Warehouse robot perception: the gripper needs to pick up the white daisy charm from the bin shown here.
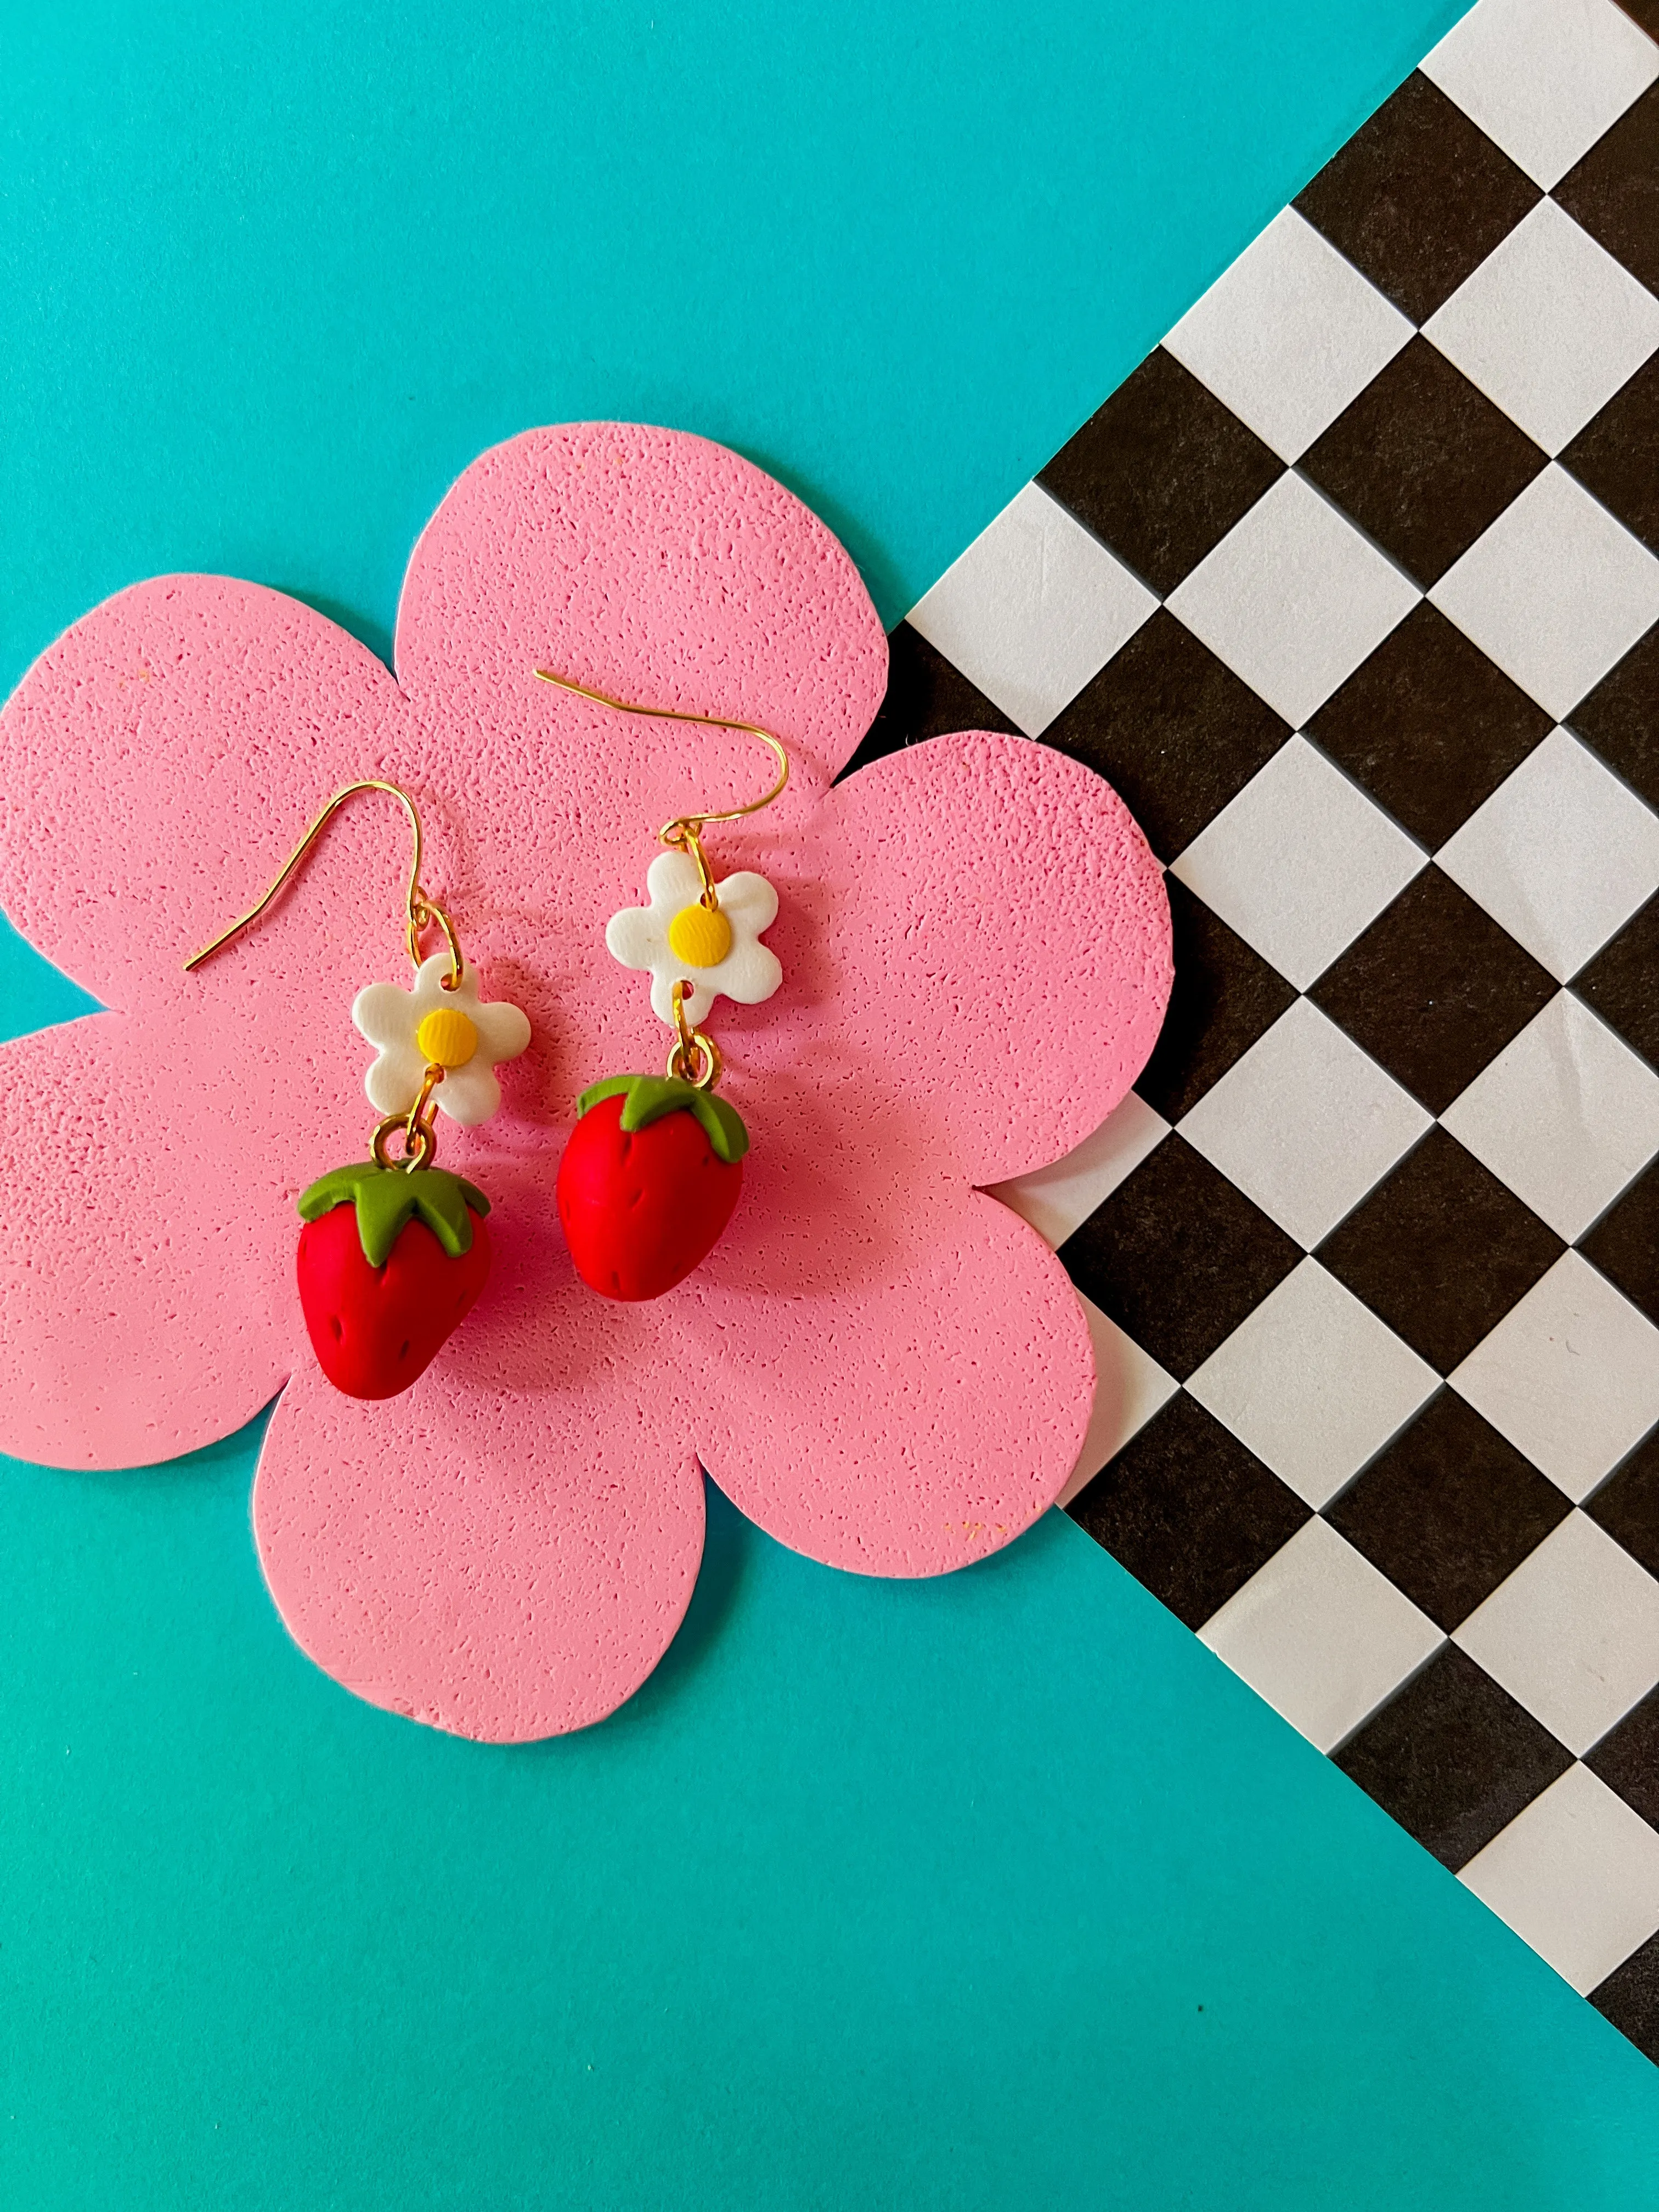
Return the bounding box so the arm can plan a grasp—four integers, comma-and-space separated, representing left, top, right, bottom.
605, 850, 782, 1026
352, 955, 531, 1126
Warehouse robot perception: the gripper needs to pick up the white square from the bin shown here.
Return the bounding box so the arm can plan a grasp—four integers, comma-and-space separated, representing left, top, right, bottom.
1424, 200, 1659, 455
1171, 737, 1426, 990
1163, 208, 1413, 464
1199, 1516, 1443, 1752
906, 481, 1156, 738
1178, 999, 1431, 1248
1056, 1294, 1179, 1510
1451, 1251, 1659, 1500
1167, 474, 1421, 729
1430, 465, 1659, 721
1436, 726, 1659, 980
1441, 992, 1659, 1239
1455, 1511, 1659, 1754
1187, 1260, 1438, 1510
991, 1090, 1168, 1250
1422, 0, 1658, 191
1460, 1764, 1659, 1994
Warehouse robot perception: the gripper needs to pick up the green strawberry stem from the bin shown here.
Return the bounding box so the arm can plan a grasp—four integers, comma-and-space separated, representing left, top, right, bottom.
575, 1074, 749, 1165
297, 1162, 491, 1266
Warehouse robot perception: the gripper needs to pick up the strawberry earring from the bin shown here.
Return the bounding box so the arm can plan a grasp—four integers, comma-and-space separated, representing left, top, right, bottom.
534, 674, 786, 1300
184, 781, 531, 1397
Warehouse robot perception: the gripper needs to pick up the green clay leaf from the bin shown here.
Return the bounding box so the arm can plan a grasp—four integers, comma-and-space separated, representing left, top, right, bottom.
296, 1161, 491, 1267
690, 1092, 750, 1165
574, 1073, 750, 1165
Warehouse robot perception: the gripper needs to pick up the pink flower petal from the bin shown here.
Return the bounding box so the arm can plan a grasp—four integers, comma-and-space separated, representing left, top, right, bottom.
0, 1015, 295, 1467
396, 425, 889, 805
812, 731, 1172, 1186
688, 1189, 1093, 1576
0, 576, 399, 1017
253, 1346, 706, 1742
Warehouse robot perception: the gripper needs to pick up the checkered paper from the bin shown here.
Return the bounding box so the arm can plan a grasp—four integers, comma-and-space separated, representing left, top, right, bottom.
848, 0, 1659, 2062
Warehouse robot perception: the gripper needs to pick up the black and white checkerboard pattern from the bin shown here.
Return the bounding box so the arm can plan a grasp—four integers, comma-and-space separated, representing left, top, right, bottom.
849, 0, 1659, 2062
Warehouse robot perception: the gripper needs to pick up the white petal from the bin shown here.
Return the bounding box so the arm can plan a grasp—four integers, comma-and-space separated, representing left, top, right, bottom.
435, 1060, 503, 1126
714, 870, 779, 934
408, 951, 474, 1015
606, 905, 665, 972
364, 1042, 426, 1116
648, 966, 714, 1028
716, 941, 783, 1006
470, 996, 531, 1065
352, 980, 417, 1050
644, 849, 704, 912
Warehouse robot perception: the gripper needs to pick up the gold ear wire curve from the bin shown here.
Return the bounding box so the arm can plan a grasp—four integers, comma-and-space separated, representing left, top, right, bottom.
181, 778, 464, 987
533, 670, 789, 909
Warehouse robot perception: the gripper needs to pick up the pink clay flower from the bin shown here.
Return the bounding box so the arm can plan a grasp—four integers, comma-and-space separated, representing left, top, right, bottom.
0, 425, 1172, 1741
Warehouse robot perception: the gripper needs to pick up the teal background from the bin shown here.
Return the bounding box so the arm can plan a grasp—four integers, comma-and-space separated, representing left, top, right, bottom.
7, 1437, 1659, 2210
5, 2, 1659, 2204
8, 0, 1468, 676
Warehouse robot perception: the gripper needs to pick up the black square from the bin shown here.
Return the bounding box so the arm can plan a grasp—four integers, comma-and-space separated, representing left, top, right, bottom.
1037, 347, 1284, 596
1580, 1167, 1659, 1328
1562, 352, 1659, 557
1066, 1392, 1309, 1629
1308, 604, 1551, 851
1555, 81, 1659, 297
1335, 1645, 1572, 1871
1587, 1683, 1659, 1831
1568, 620, 1659, 814
1573, 897, 1659, 1069
1317, 1128, 1565, 1373
1591, 1929, 1659, 2066
1060, 1136, 1301, 1381
1132, 877, 1297, 1123
1585, 1426, 1659, 1583
1327, 1390, 1571, 1630
1040, 612, 1290, 861
1311, 867, 1557, 1114
842, 621, 1019, 777
1294, 71, 1542, 323
1301, 340, 1547, 587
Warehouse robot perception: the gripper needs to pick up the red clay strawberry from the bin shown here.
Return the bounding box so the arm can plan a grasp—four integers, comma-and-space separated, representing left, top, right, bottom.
296, 1161, 492, 1398
557, 1074, 748, 1300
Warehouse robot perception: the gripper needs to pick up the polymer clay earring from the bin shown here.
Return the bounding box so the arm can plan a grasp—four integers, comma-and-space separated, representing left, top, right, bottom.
534, 674, 786, 1300
184, 780, 531, 1397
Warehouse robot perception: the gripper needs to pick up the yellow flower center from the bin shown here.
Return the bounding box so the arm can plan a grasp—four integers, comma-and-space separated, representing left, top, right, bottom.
415, 1006, 479, 1068
667, 901, 733, 969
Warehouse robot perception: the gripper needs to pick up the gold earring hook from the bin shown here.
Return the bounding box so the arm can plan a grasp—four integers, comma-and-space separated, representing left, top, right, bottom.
181, 777, 465, 987
534, 669, 788, 910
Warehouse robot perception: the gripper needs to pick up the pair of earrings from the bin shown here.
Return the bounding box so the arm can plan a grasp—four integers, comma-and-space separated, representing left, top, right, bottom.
184, 681, 787, 1401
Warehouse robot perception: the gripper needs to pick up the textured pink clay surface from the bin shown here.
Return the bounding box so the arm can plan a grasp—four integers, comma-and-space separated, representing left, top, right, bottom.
0, 424, 1172, 1740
